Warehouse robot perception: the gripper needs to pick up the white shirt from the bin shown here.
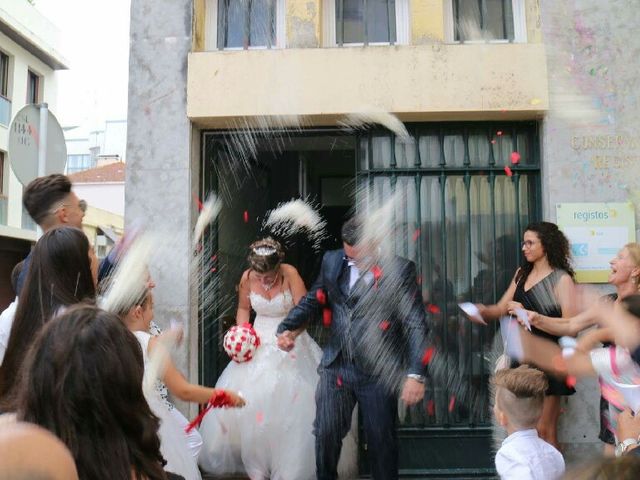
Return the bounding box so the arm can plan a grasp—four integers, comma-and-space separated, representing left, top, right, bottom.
348, 261, 374, 289
495, 429, 565, 480
0, 298, 18, 365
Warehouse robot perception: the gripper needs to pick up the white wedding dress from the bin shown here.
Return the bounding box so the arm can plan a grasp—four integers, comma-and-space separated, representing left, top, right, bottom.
198, 291, 357, 480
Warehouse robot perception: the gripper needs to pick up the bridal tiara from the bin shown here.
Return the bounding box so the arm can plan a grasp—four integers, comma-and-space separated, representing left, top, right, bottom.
252, 246, 277, 256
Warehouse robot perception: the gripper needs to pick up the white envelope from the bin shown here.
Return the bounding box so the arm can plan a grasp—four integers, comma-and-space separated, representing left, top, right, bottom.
611, 380, 640, 414
459, 302, 487, 325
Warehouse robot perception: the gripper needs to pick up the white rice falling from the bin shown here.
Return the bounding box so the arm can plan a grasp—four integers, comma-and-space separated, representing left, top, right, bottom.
99, 232, 156, 315
193, 194, 222, 247
338, 110, 412, 144
263, 199, 327, 249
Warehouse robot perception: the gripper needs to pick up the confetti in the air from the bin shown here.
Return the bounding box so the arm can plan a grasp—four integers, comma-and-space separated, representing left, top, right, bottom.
510, 152, 521, 164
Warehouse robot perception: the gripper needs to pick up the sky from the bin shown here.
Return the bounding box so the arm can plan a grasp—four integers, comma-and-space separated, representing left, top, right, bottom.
34, 0, 131, 129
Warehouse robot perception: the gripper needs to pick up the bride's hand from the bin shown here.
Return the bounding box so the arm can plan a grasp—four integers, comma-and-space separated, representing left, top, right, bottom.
225, 390, 246, 408
277, 330, 296, 352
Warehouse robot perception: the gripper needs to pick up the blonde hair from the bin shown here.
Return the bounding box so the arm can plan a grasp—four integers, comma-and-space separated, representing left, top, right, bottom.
493, 365, 548, 429
624, 243, 640, 291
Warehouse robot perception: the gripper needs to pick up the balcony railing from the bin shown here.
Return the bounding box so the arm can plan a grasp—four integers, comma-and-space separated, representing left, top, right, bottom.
0, 95, 11, 127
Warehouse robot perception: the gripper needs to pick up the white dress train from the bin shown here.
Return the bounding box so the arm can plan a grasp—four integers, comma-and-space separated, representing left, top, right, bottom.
198, 291, 358, 480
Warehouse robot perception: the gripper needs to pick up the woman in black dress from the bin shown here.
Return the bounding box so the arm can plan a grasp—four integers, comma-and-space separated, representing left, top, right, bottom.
474, 222, 576, 449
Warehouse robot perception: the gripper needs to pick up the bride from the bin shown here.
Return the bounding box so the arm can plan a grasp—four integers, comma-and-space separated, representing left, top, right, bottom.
199, 238, 356, 479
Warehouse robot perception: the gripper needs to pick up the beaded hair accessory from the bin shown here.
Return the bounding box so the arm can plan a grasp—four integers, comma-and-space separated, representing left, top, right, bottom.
252, 246, 277, 256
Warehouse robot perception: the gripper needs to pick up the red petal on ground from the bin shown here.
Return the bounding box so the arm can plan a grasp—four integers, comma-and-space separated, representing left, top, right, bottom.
379, 320, 391, 331
510, 151, 521, 164
504, 166, 513, 177
422, 347, 436, 366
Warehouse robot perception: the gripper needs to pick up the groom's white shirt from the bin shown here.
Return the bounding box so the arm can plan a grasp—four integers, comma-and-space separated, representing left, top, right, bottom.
348, 261, 373, 289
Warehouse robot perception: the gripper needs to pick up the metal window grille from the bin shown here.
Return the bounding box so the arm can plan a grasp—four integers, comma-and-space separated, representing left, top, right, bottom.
336, 0, 396, 46
356, 122, 540, 429
453, 0, 514, 42
217, 0, 276, 49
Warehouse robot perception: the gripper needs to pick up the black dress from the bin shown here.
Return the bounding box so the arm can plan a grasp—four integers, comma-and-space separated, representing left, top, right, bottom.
512, 269, 575, 396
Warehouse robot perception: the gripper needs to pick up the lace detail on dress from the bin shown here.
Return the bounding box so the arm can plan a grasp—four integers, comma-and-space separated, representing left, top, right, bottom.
249, 291, 294, 318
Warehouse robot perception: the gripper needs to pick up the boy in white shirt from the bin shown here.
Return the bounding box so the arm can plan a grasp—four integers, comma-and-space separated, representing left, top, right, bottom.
493, 365, 565, 480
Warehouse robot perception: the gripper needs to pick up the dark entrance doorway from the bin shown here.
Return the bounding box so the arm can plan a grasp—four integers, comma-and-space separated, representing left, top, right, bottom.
201, 122, 540, 478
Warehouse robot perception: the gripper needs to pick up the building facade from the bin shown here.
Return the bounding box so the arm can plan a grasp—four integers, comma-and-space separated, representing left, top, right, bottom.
0, 0, 67, 309
127, 0, 640, 475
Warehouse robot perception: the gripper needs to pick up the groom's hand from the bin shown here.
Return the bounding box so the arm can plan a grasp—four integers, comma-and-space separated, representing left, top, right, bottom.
277, 330, 296, 352
401, 377, 425, 406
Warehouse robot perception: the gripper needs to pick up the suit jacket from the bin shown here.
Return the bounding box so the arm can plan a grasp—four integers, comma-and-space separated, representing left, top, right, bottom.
277, 249, 429, 378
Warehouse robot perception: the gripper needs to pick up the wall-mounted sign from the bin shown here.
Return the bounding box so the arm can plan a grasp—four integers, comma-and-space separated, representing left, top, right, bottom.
556, 203, 636, 283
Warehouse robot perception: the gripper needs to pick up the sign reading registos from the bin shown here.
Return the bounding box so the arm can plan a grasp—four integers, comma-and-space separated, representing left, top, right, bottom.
557, 203, 636, 283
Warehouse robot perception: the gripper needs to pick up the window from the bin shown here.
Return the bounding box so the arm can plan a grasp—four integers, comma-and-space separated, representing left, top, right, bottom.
324, 0, 409, 46
216, 0, 277, 49
0, 51, 8, 97
66, 154, 96, 174
27, 70, 39, 104
446, 0, 527, 43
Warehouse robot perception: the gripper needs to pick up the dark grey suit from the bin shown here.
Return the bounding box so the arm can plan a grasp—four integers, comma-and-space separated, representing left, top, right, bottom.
277, 249, 429, 480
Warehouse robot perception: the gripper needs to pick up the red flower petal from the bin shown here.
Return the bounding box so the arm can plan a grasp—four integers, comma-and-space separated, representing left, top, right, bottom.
565, 376, 577, 388
427, 399, 435, 416
497, 130, 503, 136
380, 320, 391, 331
448, 395, 456, 412
426, 304, 441, 314
510, 151, 521, 164
491, 139, 497, 145
504, 166, 513, 177
315, 288, 327, 305
322, 308, 332, 327
422, 347, 436, 366
256, 411, 264, 424
243, 210, 249, 223
412, 228, 421, 242
336, 375, 343, 387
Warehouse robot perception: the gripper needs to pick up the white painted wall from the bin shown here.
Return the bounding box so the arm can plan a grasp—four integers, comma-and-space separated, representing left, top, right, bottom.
73, 183, 125, 217
0, 4, 65, 233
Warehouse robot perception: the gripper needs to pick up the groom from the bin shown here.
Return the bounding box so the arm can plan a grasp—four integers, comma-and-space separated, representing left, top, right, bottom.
277, 216, 430, 480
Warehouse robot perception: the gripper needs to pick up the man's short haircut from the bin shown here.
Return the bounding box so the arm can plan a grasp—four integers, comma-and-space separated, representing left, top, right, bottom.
341, 216, 362, 246
492, 365, 548, 429
23, 174, 72, 225
10, 261, 24, 294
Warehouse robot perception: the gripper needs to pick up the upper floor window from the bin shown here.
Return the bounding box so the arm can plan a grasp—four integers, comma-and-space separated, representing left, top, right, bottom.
0, 51, 8, 98
446, 0, 527, 43
66, 154, 95, 174
217, 0, 277, 49
325, 0, 409, 46
27, 70, 40, 104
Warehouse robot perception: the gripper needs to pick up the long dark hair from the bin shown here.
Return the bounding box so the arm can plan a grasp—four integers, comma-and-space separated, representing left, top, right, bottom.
15, 305, 167, 480
515, 221, 575, 284
0, 226, 96, 402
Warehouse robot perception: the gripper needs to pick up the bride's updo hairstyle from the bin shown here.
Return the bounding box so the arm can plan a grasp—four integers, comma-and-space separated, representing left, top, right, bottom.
248, 237, 285, 273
